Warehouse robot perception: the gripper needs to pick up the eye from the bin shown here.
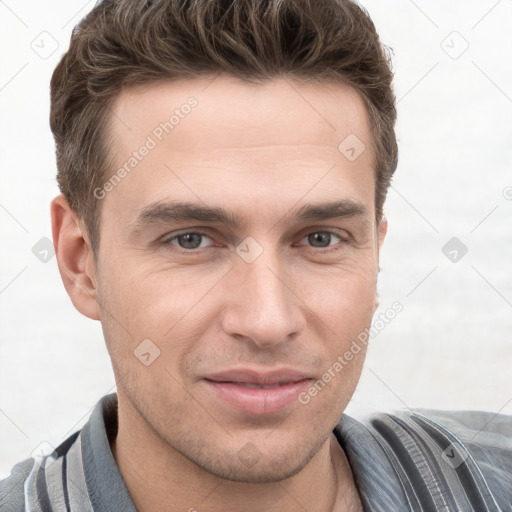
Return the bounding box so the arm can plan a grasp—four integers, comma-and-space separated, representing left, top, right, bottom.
295, 230, 349, 252
161, 229, 350, 254
162, 231, 215, 251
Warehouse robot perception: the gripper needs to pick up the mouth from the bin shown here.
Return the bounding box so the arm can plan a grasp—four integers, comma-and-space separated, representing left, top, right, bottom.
202, 368, 313, 415
222, 382, 295, 389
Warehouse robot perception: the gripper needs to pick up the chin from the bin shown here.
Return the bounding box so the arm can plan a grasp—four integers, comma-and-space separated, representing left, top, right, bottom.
200, 454, 309, 484
182, 434, 325, 484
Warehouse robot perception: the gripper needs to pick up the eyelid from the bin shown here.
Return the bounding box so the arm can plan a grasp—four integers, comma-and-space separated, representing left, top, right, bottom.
162, 230, 216, 247
295, 227, 351, 243
293, 229, 351, 253
161, 227, 351, 252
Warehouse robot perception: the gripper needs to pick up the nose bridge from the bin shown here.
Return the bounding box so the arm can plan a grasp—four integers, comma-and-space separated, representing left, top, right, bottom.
222, 238, 304, 346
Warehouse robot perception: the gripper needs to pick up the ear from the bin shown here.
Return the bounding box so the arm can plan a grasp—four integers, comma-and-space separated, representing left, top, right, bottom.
377, 214, 388, 250
50, 194, 100, 320
373, 215, 388, 314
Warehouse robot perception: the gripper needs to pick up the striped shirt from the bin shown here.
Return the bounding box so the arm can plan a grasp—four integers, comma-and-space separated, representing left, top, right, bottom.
1, 393, 511, 511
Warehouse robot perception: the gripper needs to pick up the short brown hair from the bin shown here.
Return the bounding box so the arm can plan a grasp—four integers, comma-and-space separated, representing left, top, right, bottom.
50, 0, 398, 258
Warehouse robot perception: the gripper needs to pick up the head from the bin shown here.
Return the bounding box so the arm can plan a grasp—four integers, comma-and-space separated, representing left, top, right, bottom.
50, 0, 397, 483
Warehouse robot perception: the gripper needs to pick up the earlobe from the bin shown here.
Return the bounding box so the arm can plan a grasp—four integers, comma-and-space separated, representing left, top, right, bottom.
50, 194, 101, 320
373, 216, 387, 315
378, 215, 388, 248
373, 292, 380, 315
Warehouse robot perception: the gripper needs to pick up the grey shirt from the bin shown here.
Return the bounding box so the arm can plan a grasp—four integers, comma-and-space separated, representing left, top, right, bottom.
1, 393, 511, 511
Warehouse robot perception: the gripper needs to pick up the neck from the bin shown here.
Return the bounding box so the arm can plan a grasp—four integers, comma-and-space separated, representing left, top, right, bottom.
111, 397, 363, 512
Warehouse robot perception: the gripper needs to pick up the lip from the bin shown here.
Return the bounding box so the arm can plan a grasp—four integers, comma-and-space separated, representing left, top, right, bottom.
202, 368, 313, 415
205, 369, 311, 386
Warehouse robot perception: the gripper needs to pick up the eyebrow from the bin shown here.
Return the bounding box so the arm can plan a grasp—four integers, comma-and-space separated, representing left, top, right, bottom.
128, 199, 370, 235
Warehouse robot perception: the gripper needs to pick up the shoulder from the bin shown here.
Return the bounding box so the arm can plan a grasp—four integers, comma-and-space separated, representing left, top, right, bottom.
366, 408, 512, 509
408, 408, 512, 449
0, 458, 35, 512
378, 408, 512, 465
0, 429, 81, 512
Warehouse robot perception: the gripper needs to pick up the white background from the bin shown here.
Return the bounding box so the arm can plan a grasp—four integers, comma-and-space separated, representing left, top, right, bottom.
1, 0, 511, 478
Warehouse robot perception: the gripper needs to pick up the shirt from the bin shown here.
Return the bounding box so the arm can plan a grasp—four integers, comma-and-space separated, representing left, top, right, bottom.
1, 393, 511, 511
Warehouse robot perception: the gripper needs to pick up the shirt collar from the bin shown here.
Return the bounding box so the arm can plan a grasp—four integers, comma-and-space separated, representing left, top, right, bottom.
333, 414, 408, 510
80, 393, 138, 512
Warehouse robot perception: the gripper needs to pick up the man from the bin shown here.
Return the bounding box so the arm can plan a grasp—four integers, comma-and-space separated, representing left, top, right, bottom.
1, 0, 511, 510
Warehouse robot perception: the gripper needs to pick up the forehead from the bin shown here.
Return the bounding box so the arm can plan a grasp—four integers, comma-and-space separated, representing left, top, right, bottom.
102, 75, 376, 230
109, 75, 372, 153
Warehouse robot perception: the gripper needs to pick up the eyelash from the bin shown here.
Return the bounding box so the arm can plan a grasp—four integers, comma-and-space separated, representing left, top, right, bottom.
161, 229, 351, 255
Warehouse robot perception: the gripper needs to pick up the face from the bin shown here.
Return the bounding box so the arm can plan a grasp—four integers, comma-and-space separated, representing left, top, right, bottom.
75, 75, 386, 482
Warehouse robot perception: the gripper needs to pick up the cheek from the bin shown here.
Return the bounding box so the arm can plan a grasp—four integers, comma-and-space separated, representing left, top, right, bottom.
301, 266, 376, 383
98, 258, 210, 326
301, 261, 377, 323
96, 263, 223, 372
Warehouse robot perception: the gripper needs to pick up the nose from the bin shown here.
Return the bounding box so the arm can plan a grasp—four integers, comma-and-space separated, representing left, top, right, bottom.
220, 245, 305, 348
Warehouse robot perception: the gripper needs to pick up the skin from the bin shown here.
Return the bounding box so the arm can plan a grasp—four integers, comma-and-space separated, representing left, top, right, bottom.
51, 74, 388, 511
